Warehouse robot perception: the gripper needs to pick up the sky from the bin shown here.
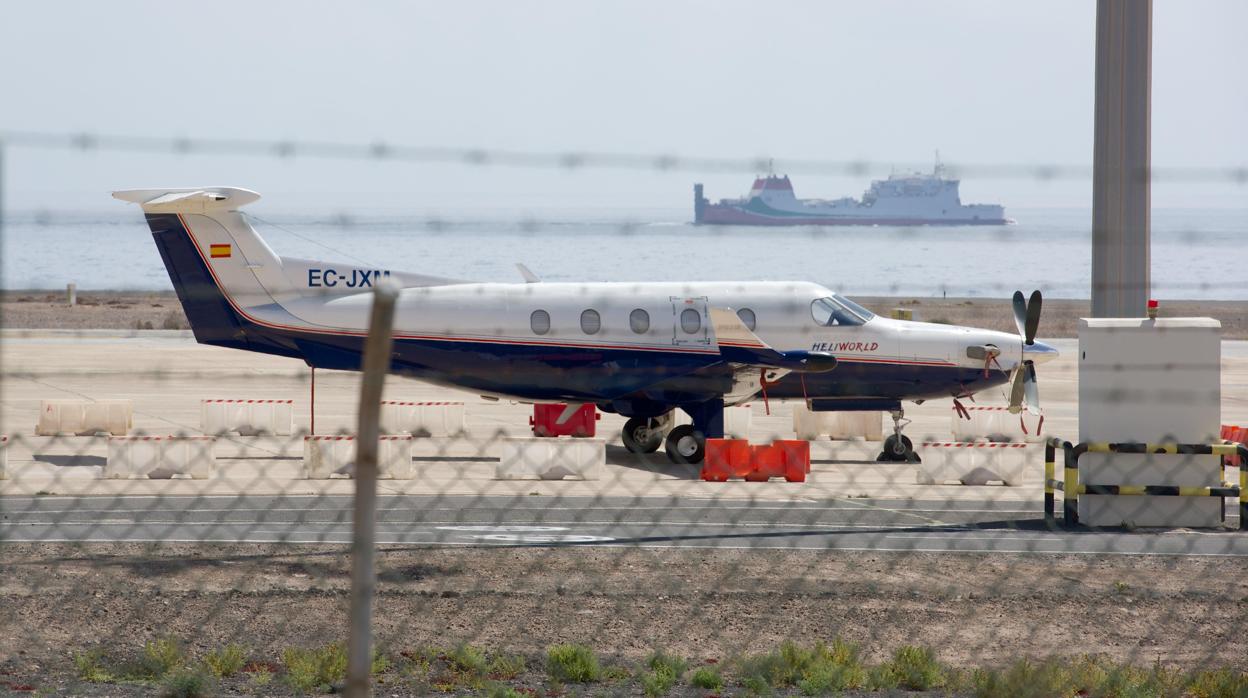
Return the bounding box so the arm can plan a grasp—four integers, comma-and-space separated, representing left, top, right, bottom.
1, 0, 1245, 214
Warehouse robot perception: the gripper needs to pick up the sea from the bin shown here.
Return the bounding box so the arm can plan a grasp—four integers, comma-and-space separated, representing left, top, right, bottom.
2, 207, 1245, 299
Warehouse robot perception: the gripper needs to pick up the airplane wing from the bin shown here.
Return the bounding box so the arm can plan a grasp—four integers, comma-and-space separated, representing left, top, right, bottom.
707, 307, 838, 404
708, 308, 838, 373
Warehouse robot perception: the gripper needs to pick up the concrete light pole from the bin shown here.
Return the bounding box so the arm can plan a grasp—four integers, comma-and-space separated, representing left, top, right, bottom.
1091, 0, 1152, 317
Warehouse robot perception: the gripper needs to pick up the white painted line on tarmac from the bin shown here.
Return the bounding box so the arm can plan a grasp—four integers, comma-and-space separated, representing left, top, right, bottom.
0, 504, 1045, 516
8, 537, 1248, 557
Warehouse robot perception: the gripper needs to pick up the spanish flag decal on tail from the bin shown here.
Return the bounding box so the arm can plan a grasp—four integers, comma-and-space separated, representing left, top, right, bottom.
210, 244, 231, 259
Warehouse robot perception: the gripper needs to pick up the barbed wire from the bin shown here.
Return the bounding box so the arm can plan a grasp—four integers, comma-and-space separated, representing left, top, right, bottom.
2, 129, 1246, 183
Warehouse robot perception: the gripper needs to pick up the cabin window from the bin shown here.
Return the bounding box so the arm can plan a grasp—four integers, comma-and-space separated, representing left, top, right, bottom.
629, 308, 650, 334
680, 308, 701, 334
530, 309, 551, 335
737, 308, 757, 331
580, 309, 601, 335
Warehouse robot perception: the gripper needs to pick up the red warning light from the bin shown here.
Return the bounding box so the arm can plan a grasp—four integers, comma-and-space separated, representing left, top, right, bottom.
1147, 299, 1159, 319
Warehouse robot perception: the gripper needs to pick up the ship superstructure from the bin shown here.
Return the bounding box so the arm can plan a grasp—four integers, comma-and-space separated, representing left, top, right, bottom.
694, 160, 1009, 226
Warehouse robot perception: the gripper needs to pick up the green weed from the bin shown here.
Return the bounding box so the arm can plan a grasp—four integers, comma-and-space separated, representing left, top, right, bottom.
882, 645, 945, 691
202, 643, 247, 678
282, 643, 347, 693
73, 649, 114, 683
690, 665, 724, 690
546, 644, 602, 683
159, 667, 214, 698
133, 637, 185, 679
487, 653, 526, 680
447, 643, 488, 676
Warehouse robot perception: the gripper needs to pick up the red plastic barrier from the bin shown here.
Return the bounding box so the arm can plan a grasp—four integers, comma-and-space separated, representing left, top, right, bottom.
702, 439, 808, 483
529, 403, 600, 437
745, 444, 785, 481
702, 438, 751, 481
1227, 425, 1244, 467
773, 439, 811, 482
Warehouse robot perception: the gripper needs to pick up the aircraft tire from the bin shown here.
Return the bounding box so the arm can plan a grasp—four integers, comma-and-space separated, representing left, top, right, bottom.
665, 424, 705, 464
878, 434, 915, 463
621, 417, 663, 454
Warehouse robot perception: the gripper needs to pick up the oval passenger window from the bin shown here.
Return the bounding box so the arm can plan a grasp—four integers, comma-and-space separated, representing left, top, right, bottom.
530, 309, 551, 335
737, 308, 756, 331
680, 308, 701, 334
629, 308, 650, 334
580, 309, 601, 335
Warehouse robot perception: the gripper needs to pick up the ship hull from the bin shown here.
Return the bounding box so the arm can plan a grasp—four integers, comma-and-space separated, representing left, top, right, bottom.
696, 204, 1010, 227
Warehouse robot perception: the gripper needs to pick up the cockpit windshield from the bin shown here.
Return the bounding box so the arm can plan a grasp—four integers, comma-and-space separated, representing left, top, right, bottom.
810, 294, 875, 327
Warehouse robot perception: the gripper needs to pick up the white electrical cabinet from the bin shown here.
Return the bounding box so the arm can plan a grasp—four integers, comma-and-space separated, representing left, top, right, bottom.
1078, 317, 1222, 527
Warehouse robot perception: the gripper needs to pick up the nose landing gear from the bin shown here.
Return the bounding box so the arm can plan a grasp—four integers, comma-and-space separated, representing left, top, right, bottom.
877, 409, 920, 463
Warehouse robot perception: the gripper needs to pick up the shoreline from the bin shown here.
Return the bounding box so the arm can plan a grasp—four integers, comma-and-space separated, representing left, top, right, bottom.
4, 290, 1248, 338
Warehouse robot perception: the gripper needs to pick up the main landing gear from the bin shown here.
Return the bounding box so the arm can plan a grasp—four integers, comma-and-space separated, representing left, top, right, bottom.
620, 400, 723, 465
877, 408, 920, 463
621, 416, 665, 454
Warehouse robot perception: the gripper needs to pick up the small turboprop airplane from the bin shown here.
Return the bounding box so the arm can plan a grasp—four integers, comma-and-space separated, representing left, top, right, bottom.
114, 187, 1057, 464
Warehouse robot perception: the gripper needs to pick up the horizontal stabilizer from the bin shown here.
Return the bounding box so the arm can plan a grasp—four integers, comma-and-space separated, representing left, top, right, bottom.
112, 187, 261, 213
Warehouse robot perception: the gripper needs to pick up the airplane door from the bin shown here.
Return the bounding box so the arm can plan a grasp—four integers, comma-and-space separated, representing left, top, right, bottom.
671, 296, 711, 346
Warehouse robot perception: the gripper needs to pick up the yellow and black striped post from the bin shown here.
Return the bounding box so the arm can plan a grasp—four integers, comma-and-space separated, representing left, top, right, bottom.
1044, 437, 1064, 526
1063, 441, 1080, 526
1064, 441, 1247, 531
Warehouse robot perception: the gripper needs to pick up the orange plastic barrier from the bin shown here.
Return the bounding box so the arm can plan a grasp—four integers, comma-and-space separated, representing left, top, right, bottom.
774, 439, 812, 480
702, 438, 751, 481
702, 438, 808, 483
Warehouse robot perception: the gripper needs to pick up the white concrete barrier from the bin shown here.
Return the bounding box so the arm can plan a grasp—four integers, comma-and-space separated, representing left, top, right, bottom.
914, 442, 1032, 486
951, 406, 1045, 443
201, 399, 294, 436
0, 436, 8, 480
380, 401, 466, 437
37, 400, 132, 436
792, 406, 884, 441
302, 435, 415, 479
495, 438, 604, 480
670, 405, 752, 439
104, 436, 216, 479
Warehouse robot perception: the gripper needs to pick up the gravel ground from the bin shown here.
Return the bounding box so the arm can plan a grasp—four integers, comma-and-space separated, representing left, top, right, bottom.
1, 543, 1245, 695
5, 290, 1248, 337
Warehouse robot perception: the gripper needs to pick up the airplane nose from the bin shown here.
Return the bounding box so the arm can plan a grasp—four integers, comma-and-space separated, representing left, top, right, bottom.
1023, 340, 1059, 364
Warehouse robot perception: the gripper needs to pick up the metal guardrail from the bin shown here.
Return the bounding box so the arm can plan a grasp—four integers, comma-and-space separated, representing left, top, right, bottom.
1044, 438, 1248, 530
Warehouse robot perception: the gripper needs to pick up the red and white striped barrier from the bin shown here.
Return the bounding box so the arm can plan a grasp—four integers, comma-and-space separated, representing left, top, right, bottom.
302, 435, 415, 479
915, 441, 1032, 486
37, 400, 132, 436
380, 401, 465, 437
201, 399, 294, 436
950, 405, 1044, 443
495, 438, 604, 480
792, 405, 883, 441
104, 435, 216, 479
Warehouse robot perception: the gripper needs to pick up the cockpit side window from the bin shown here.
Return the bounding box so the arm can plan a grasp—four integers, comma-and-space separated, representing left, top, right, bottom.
810, 296, 871, 327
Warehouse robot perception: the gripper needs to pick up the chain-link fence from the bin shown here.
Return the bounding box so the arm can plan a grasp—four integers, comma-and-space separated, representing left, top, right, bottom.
1, 132, 1247, 696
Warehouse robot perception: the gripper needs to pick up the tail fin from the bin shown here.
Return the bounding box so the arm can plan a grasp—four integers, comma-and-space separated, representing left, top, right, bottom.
113, 187, 292, 302
113, 187, 303, 353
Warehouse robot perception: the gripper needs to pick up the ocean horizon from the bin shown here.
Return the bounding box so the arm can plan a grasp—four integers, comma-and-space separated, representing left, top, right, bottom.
2, 206, 1245, 299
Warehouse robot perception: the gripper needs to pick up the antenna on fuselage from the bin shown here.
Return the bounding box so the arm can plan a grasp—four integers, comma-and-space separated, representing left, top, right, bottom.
516, 263, 541, 283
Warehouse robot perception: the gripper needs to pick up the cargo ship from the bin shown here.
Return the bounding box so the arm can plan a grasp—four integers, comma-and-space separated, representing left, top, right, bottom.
694, 161, 1010, 226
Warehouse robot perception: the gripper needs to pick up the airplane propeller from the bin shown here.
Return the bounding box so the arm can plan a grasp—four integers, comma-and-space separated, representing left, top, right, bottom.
1008, 290, 1044, 415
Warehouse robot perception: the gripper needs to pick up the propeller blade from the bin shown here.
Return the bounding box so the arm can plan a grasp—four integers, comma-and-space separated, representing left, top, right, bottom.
1007, 366, 1026, 414
1024, 290, 1043, 345
1023, 361, 1040, 414
1011, 291, 1027, 338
